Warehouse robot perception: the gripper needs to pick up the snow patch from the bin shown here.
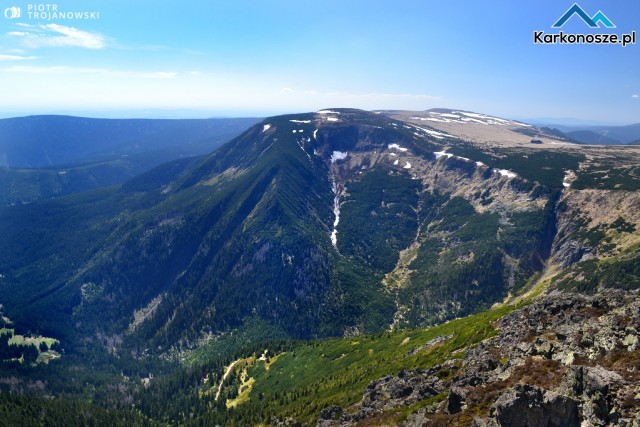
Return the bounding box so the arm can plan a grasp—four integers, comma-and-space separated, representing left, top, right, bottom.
330, 151, 348, 163
330, 180, 342, 248
326, 117, 339, 122
495, 169, 517, 179
297, 138, 312, 163
394, 159, 399, 165
419, 111, 532, 128
317, 110, 340, 115
563, 171, 573, 188
313, 129, 318, 140
403, 162, 412, 169
290, 119, 311, 124
388, 143, 408, 152
461, 117, 489, 125
416, 126, 454, 139
434, 151, 454, 160
476, 161, 485, 167
298, 142, 313, 163
263, 124, 271, 132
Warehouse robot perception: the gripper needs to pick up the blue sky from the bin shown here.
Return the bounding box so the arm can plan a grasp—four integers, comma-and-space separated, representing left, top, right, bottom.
0, 0, 638, 123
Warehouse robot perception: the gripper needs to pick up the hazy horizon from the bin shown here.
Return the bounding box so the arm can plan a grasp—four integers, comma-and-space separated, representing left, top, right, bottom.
0, 108, 635, 128
1, 0, 639, 123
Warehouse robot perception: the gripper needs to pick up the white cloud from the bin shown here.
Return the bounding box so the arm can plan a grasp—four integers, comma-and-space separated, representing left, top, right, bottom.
8, 24, 106, 49
0, 54, 37, 61
633, 94, 639, 99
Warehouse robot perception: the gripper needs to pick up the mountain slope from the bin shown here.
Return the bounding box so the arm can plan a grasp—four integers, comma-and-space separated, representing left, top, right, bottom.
0, 109, 562, 350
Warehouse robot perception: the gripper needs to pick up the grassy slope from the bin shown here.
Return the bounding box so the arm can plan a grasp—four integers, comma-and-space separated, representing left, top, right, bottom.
191, 299, 529, 425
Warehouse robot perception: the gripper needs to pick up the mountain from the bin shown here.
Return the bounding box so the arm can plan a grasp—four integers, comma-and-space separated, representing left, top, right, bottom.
548, 123, 640, 145
0, 116, 260, 204
0, 115, 261, 168
565, 130, 622, 145
1, 108, 640, 425
0, 109, 563, 345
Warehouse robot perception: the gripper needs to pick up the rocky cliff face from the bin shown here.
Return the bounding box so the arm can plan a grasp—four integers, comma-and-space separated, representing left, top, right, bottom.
318, 289, 640, 426
551, 189, 640, 268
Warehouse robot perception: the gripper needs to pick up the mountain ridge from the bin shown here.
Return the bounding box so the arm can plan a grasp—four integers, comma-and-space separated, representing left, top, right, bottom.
1, 107, 640, 425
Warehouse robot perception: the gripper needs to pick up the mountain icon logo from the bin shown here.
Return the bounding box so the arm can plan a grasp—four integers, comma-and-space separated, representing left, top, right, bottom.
553, 3, 616, 28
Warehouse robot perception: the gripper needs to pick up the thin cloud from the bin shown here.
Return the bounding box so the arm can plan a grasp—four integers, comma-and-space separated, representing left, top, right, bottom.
0, 54, 37, 61
633, 94, 639, 99
318, 90, 440, 102
363, 92, 441, 101
8, 24, 106, 49
2, 65, 177, 79
276, 87, 440, 101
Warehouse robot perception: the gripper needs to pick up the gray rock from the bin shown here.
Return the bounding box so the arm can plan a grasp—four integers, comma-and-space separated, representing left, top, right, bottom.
318, 290, 640, 426
490, 384, 579, 427
447, 386, 467, 414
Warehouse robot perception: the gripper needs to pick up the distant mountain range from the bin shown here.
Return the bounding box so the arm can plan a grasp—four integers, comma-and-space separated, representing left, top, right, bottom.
0, 115, 261, 168
544, 123, 640, 145
0, 116, 260, 204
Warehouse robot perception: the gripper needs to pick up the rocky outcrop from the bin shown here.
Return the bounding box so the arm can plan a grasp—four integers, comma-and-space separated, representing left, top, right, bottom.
318, 289, 640, 426
317, 368, 446, 426
551, 189, 640, 267
489, 384, 579, 427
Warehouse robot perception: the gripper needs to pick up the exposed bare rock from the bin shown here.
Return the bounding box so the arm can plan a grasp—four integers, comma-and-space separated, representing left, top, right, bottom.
489, 384, 579, 427
318, 289, 640, 426
407, 334, 453, 356
317, 368, 445, 426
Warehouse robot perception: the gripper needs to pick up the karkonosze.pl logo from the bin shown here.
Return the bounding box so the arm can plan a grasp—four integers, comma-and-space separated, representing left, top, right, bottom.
535, 3, 636, 47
